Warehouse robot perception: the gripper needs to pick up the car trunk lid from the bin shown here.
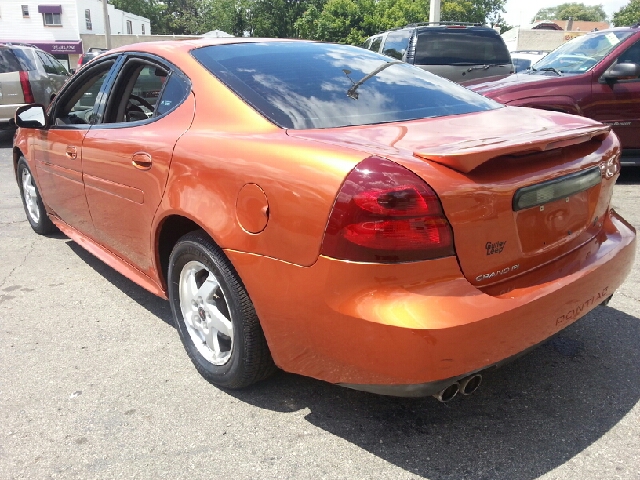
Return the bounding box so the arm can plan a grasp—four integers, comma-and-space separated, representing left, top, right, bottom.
288, 107, 618, 287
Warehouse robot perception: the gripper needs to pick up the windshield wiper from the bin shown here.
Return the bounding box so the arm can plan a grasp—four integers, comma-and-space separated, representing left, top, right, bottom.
466, 64, 506, 72
531, 67, 563, 76
344, 60, 403, 100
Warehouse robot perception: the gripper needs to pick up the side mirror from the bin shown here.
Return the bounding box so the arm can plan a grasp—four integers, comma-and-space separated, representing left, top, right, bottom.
602, 62, 640, 82
15, 104, 47, 129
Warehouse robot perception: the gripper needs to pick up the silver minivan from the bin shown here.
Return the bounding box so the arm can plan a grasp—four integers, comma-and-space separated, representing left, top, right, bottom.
363, 23, 513, 83
0, 43, 69, 129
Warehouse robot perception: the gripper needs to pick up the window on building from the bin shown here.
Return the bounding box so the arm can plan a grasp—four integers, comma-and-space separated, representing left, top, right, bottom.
43, 12, 62, 26
22, 5, 29, 17
85, 9, 92, 30
142, 24, 145, 35
126, 20, 132, 35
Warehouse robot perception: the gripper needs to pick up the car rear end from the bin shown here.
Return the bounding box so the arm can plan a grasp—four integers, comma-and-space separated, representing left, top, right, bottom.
407, 25, 513, 81
0, 45, 37, 127
276, 108, 634, 396
191, 41, 634, 397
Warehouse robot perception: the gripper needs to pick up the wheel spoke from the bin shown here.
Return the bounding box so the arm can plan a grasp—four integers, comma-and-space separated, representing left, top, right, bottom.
196, 272, 219, 302
204, 325, 221, 355
204, 304, 233, 339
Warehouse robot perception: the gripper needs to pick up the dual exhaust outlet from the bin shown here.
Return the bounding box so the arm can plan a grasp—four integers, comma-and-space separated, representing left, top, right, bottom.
433, 374, 482, 402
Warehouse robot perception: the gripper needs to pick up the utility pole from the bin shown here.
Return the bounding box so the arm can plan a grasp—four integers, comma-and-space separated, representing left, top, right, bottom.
102, 0, 112, 49
429, 0, 441, 23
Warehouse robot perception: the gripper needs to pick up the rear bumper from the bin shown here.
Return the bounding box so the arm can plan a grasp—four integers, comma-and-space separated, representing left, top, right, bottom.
0, 103, 24, 124
227, 210, 635, 394
620, 149, 640, 166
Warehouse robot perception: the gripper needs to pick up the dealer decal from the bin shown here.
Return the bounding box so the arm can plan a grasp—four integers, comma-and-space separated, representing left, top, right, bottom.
556, 287, 609, 326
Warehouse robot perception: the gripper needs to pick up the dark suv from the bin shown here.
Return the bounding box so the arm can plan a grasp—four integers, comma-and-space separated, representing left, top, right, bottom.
466, 26, 640, 166
362, 23, 513, 82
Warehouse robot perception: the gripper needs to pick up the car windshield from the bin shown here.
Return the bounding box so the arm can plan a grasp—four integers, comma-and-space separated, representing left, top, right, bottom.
532, 31, 634, 74
192, 42, 500, 129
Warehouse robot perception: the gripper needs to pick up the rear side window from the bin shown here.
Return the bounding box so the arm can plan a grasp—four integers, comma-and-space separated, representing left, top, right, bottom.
156, 74, 189, 116
0, 47, 38, 73
192, 42, 499, 129
369, 36, 383, 52
415, 29, 511, 65
382, 30, 412, 60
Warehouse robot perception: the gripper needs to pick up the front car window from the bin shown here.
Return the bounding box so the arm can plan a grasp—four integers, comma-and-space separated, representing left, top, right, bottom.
192, 42, 500, 130
533, 30, 635, 74
54, 63, 114, 126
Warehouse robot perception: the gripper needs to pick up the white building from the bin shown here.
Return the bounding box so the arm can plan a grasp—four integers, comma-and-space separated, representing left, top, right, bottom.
0, 0, 150, 69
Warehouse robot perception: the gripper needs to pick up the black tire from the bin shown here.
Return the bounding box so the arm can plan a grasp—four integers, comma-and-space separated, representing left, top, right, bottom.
168, 230, 276, 389
17, 157, 56, 235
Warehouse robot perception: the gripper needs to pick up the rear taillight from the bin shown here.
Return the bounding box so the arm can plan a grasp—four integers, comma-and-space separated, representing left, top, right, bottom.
321, 157, 455, 263
19, 71, 35, 104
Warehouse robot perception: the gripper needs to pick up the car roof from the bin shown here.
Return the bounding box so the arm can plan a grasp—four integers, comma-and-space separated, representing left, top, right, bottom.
110, 37, 297, 54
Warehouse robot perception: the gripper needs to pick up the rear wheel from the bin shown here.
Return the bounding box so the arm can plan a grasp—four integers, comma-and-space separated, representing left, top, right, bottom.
168, 230, 275, 389
17, 158, 55, 235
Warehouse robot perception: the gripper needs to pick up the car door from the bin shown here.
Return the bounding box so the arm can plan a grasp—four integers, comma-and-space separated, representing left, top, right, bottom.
81, 55, 195, 275
584, 38, 640, 153
33, 58, 118, 237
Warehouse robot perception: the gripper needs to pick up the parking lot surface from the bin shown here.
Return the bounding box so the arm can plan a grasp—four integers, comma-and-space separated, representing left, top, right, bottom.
1, 132, 639, 479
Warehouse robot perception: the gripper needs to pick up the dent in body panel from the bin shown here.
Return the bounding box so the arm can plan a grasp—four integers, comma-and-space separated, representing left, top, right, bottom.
156, 128, 362, 266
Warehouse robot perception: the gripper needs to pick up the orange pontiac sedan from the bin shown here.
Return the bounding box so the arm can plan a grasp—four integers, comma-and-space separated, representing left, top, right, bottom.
13, 39, 636, 401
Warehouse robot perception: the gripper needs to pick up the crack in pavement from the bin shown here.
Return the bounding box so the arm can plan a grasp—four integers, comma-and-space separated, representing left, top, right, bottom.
614, 290, 640, 304
0, 220, 26, 226
0, 238, 36, 289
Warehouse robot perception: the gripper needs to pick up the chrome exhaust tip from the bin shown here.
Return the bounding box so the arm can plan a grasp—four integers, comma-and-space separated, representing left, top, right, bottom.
459, 374, 482, 396
433, 382, 459, 402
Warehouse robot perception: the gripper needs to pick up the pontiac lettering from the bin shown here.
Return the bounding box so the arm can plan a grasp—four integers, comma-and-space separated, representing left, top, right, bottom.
555, 287, 609, 326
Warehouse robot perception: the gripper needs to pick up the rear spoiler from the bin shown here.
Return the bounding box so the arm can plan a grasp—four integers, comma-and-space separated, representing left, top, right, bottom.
413, 124, 611, 173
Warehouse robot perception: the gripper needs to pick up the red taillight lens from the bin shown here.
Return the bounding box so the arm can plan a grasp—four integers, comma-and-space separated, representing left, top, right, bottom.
321, 157, 455, 263
19, 71, 35, 104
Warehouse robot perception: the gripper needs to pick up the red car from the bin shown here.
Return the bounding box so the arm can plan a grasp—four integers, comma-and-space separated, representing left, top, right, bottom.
466, 27, 640, 166
12, 39, 636, 401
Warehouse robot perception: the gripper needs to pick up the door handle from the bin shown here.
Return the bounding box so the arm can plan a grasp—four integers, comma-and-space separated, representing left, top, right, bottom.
66, 145, 77, 159
132, 152, 152, 170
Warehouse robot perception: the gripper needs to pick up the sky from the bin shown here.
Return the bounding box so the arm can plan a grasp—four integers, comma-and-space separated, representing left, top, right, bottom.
502, 0, 630, 26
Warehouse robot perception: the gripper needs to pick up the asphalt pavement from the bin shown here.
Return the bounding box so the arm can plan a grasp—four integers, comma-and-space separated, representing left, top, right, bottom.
1, 132, 639, 479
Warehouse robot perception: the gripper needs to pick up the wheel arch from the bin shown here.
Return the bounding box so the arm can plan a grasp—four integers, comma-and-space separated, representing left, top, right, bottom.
155, 213, 218, 291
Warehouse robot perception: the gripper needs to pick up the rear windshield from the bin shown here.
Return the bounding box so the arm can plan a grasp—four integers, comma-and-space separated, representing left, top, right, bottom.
0, 47, 38, 73
191, 42, 500, 129
414, 28, 511, 65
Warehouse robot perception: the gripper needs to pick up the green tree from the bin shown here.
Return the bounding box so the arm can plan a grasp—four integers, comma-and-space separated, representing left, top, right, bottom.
532, 3, 607, 22
110, 0, 168, 33
612, 0, 640, 26
442, 0, 505, 25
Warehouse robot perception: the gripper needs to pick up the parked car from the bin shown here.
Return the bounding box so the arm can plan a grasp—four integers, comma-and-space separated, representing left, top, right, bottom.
465, 27, 640, 166
510, 50, 548, 72
0, 42, 69, 130
13, 39, 635, 401
362, 22, 513, 82
76, 47, 108, 70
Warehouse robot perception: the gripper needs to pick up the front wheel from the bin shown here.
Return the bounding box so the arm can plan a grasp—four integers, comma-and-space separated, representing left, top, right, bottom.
17, 158, 56, 235
168, 230, 275, 389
